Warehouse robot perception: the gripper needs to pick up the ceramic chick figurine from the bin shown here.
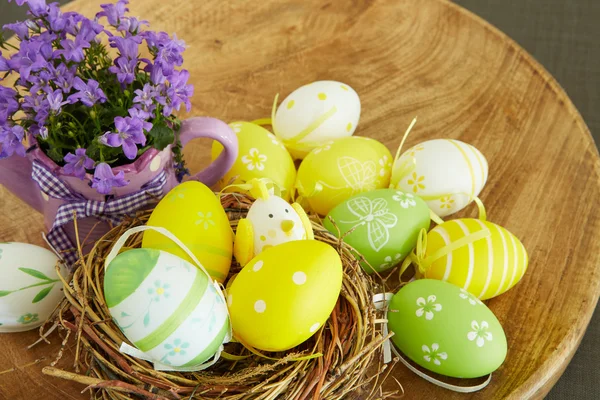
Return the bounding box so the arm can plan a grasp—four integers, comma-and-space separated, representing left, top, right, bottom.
234, 179, 314, 266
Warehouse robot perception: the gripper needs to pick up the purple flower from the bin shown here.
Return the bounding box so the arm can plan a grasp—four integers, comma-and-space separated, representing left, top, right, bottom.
162, 69, 193, 115
148, 63, 166, 85
22, 92, 49, 125
142, 30, 170, 50
8, 41, 48, 81
108, 56, 137, 85
101, 116, 147, 159
68, 77, 107, 107
127, 108, 153, 131
46, 89, 68, 114
29, 69, 53, 93
7, 0, 28, 6
50, 64, 77, 93
77, 18, 104, 42
133, 84, 156, 107
96, 0, 129, 27
130, 104, 155, 120
91, 163, 129, 194
0, 86, 19, 122
109, 36, 140, 61
155, 34, 185, 74
26, 0, 49, 17
118, 16, 147, 35
0, 125, 26, 159
46, 3, 67, 31
30, 124, 48, 139
0, 52, 10, 72
63, 148, 95, 179
3, 21, 29, 40
54, 36, 90, 62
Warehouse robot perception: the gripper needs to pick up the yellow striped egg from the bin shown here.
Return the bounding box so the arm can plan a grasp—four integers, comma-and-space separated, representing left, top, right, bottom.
391, 139, 488, 217
422, 219, 528, 300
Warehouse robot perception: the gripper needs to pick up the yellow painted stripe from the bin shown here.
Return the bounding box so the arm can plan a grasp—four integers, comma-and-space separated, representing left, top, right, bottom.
475, 219, 494, 299
455, 220, 475, 290
431, 226, 453, 281
492, 224, 510, 298
466, 144, 487, 190
448, 139, 476, 199
506, 231, 520, 291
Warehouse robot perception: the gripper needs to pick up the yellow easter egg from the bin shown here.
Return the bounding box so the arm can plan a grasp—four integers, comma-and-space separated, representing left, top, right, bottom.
273, 81, 361, 159
296, 136, 393, 215
142, 181, 233, 283
227, 240, 343, 351
422, 218, 528, 300
212, 121, 296, 200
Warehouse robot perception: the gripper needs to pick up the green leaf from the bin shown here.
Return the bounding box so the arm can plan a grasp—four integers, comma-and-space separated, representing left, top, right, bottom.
0, 290, 13, 297
32, 285, 54, 303
148, 123, 175, 151
19, 267, 54, 281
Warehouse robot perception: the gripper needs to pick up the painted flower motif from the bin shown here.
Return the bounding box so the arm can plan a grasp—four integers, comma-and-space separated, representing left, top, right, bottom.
241, 148, 267, 171
148, 280, 170, 302
168, 185, 187, 202
341, 197, 398, 252
231, 123, 242, 133
407, 172, 425, 193
459, 288, 483, 306
18, 313, 39, 325
416, 295, 442, 320
408, 144, 425, 157
467, 320, 493, 347
422, 343, 447, 366
164, 338, 190, 357
195, 211, 215, 230
392, 191, 417, 208
268, 133, 286, 149
313, 140, 334, 154
378, 155, 391, 177
379, 253, 402, 270
440, 196, 455, 210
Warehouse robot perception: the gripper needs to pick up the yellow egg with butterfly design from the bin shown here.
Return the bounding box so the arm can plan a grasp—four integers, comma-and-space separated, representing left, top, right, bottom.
402, 217, 528, 300
295, 136, 393, 216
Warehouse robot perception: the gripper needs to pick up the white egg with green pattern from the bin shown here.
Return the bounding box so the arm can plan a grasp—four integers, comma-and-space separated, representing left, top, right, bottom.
104, 248, 229, 368
0, 242, 67, 333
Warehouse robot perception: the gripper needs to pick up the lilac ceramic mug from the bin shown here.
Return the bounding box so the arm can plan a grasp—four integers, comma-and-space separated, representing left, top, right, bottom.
0, 116, 238, 263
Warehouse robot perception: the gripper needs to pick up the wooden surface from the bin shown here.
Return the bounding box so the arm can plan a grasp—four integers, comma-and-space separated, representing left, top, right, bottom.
1, 0, 599, 398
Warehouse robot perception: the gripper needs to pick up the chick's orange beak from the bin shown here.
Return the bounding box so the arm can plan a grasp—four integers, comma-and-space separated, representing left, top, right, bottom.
281, 220, 295, 234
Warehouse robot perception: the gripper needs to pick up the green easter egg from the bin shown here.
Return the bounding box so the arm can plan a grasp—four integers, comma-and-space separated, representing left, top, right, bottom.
323, 188, 430, 273
387, 279, 507, 378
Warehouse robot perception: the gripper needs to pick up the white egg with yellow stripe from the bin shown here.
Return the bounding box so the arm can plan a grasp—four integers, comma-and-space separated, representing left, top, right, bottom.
418, 218, 528, 300
104, 248, 230, 370
391, 139, 488, 217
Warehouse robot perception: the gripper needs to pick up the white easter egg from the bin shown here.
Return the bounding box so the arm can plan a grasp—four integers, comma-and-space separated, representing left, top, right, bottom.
247, 196, 307, 254
274, 81, 361, 159
0, 243, 67, 333
104, 248, 229, 368
391, 139, 488, 217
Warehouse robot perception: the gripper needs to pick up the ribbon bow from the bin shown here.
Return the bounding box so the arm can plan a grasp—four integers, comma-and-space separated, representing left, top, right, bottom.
31, 160, 167, 267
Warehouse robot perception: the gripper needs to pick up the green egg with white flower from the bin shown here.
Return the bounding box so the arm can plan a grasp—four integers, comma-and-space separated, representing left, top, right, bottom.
104, 248, 230, 369
387, 279, 507, 378
323, 188, 430, 273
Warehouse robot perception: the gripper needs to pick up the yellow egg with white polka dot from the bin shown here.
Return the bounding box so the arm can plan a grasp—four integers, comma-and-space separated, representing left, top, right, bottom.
420, 218, 528, 300
227, 240, 343, 352
391, 139, 488, 217
273, 81, 361, 159
211, 121, 296, 200
296, 136, 393, 216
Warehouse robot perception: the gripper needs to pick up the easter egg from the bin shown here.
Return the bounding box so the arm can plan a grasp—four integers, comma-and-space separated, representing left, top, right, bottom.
273, 81, 361, 159
419, 218, 528, 300
0, 243, 67, 332
142, 181, 233, 283
296, 136, 393, 216
391, 139, 488, 217
228, 240, 342, 351
212, 121, 296, 200
387, 279, 507, 378
104, 248, 229, 368
324, 189, 430, 274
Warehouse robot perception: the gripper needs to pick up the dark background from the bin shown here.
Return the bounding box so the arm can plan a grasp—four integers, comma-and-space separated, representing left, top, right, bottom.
1, 0, 598, 398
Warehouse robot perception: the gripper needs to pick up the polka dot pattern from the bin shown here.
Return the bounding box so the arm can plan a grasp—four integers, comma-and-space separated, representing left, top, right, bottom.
254, 300, 266, 313
318, 93, 327, 100
260, 235, 267, 242
149, 155, 162, 172
341, 85, 349, 91
346, 122, 352, 132
310, 323, 320, 333
253, 261, 264, 272
287, 100, 295, 109
292, 271, 307, 285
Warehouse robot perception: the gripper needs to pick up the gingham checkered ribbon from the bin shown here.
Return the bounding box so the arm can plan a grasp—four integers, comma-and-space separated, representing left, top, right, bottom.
31, 160, 167, 266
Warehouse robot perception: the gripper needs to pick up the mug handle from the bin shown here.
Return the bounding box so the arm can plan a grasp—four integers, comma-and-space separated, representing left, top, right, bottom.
178, 117, 238, 187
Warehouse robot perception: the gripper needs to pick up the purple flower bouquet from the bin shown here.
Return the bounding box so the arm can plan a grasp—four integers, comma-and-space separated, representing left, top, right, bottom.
0, 0, 238, 265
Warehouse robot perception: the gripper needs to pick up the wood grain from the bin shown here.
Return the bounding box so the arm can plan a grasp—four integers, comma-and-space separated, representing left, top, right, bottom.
1, 0, 599, 399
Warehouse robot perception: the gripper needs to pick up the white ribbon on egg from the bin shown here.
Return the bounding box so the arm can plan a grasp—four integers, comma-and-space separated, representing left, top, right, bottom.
105, 225, 233, 372
373, 292, 492, 393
